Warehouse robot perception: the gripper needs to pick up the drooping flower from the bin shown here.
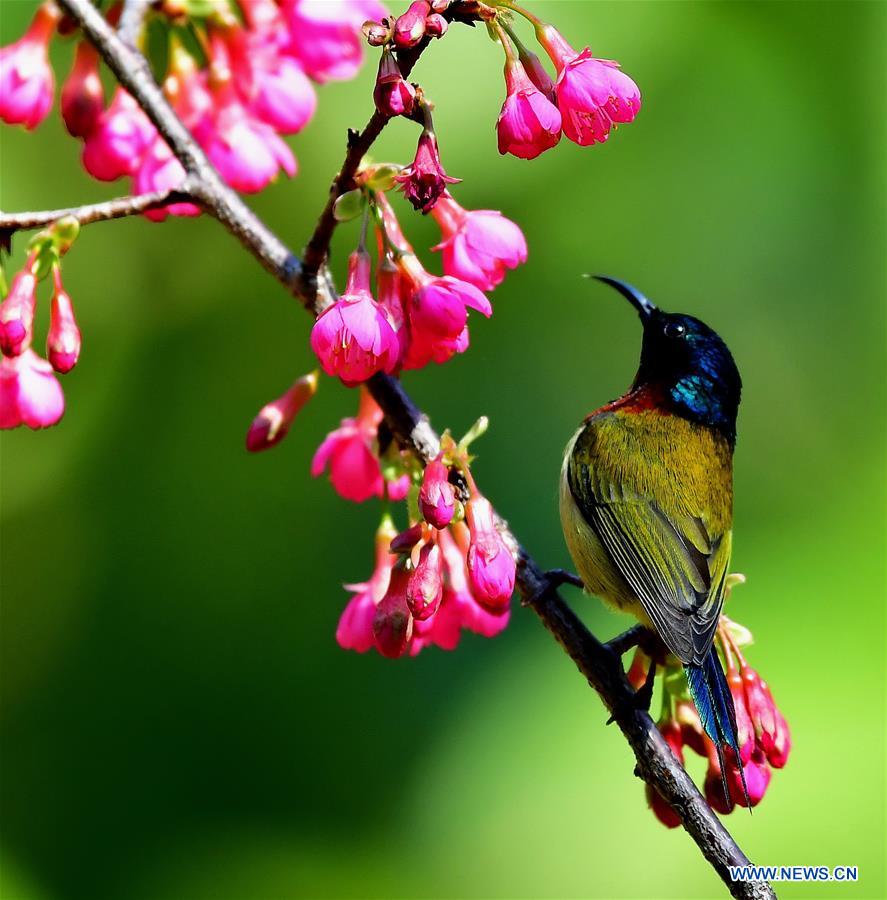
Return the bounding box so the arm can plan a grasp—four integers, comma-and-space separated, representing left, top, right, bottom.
82, 88, 156, 182
250, 51, 317, 134
282, 0, 388, 83
419, 455, 456, 529
464, 491, 515, 610
311, 388, 410, 503
536, 24, 640, 146
132, 138, 202, 222
46, 269, 81, 374
406, 540, 444, 621
0, 3, 58, 130
245, 370, 318, 452
310, 249, 400, 385
431, 192, 527, 291
337, 516, 398, 652
373, 560, 413, 658
61, 41, 104, 138
395, 128, 460, 213
0, 349, 64, 430
496, 57, 562, 160
373, 45, 415, 118
0, 267, 38, 358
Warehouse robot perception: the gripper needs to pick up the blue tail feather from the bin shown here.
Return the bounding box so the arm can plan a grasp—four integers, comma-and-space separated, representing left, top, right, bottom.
685, 650, 750, 809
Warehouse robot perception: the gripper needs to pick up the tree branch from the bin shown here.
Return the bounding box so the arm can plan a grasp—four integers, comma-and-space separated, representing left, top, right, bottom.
48, 3, 775, 897
0, 184, 199, 234
117, 0, 152, 47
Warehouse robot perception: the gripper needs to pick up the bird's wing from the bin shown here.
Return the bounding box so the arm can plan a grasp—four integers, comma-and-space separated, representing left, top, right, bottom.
568, 455, 730, 666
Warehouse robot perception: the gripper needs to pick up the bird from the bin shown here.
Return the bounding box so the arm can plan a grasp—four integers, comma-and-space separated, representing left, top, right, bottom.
559, 275, 748, 804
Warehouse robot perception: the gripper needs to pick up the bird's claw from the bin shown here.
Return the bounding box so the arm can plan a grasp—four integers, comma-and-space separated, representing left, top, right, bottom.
544, 568, 584, 590
606, 659, 657, 725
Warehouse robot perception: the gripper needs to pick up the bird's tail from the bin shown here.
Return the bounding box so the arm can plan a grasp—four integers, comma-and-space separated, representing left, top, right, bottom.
685, 650, 750, 808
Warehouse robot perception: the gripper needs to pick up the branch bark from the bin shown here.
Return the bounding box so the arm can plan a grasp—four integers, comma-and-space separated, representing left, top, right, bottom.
21, 4, 775, 897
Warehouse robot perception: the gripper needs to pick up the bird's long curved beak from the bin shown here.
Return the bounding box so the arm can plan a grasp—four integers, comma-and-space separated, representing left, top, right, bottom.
591, 275, 657, 321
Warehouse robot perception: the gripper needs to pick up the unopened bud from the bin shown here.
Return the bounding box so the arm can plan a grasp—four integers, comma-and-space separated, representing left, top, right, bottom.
390, 522, 423, 554
406, 541, 443, 620
61, 42, 104, 138
245, 371, 318, 452
47, 274, 81, 373
363, 19, 391, 46
0, 268, 38, 357
393, 0, 429, 48
373, 564, 413, 658
424, 13, 448, 37
419, 455, 455, 528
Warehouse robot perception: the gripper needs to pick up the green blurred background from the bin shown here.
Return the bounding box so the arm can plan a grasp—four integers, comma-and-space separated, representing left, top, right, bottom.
1, 1, 885, 898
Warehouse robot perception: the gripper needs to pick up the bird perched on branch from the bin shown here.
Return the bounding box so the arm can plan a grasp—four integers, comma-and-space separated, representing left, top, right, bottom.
559, 275, 748, 804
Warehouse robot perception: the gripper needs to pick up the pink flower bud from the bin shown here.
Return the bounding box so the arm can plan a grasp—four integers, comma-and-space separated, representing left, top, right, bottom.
373, 563, 413, 657
742, 666, 778, 750
363, 20, 391, 47
133, 138, 202, 222
465, 495, 515, 609
431, 193, 527, 292
419, 455, 455, 528
393, 1, 429, 48
537, 25, 640, 146
424, 13, 447, 38
725, 746, 771, 809
395, 129, 460, 213
726, 666, 756, 764
0, 4, 58, 130
373, 45, 415, 118
645, 783, 680, 828
0, 348, 64, 430
0, 268, 38, 358
390, 522, 424, 553
61, 42, 104, 138
766, 707, 791, 769
407, 541, 443, 620
310, 250, 400, 385
703, 747, 735, 815
82, 89, 156, 181
497, 58, 562, 160
245, 371, 318, 452
46, 273, 81, 374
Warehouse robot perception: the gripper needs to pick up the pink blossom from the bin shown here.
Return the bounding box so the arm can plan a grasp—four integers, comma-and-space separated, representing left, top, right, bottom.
0, 4, 58, 130
726, 666, 757, 764
46, 272, 81, 374
741, 665, 791, 769
0, 268, 38, 358
465, 494, 515, 610
61, 42, 104, 138
497, 58, 561, 160
431, 193, 527, 291
310, 250, 399, 385
245, 370, 318, 452
419, 455, 456, 529
82, 89, 156, 182
725, 746, 771, 809
250, 51, 316, 134
311, 388, 410, 503
424, 13, 447, 38
373, 562, 413, 658
0, 349, 64, 430
406, 541, 443, 621
373, 45, 415, 119
393, 0, 430, 49
376, 256, 408, 368
538, 25, 640, 146
337, 517, 397, 652
396, 129, 460, 213
133, 138, 202, 222
195, 87, 297, 193
282, 0, 387, 83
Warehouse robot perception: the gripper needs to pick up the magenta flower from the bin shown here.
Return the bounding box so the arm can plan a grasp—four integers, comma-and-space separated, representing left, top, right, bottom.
393, 0, 430, 48
373, 46, 415, 119
337, 517, 398, 652
406, 541, 444, 621
310, 250, 399, 385
0, 4, 58, 130
0, 268, 38, 358
311, 388, 410, 503
282, 0, 387, 83
538, 25, 640, 146
82, 89, 156, 182
195, 88, 297, 193
245, 370, 318, 452
0, 349, 64, 431
497, 58, 562, 160
373, 562, 413, 658
61, 42, 104, 139
464, 494, 516, 610
250, 52, 317, 134
46, 272, 81, 374
419, 456, 456, 529
133, 138, 202, 223
396, 129, 460, 213
431, 193, 527, 292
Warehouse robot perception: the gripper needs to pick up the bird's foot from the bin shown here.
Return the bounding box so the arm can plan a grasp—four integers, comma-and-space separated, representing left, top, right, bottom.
607, 658, 658, 725
544, 568, 584, 590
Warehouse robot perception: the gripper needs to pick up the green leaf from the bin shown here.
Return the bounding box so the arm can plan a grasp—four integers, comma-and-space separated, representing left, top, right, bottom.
365, 165, 401, 193
333, 190, 366, 223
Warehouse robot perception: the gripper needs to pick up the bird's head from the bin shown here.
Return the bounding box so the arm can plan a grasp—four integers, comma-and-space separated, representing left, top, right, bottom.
594, 275, 742, 443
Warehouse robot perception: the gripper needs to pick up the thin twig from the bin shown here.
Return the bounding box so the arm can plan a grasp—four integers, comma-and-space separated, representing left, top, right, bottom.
46, 3, 775, 897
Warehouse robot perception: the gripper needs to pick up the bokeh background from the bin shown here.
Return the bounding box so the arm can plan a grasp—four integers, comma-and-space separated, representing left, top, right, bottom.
2, 2, 885, 898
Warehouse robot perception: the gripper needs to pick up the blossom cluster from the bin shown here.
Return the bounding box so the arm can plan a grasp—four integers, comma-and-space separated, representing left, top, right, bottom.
0, 0, 385, 217
1, 220, 81, 430
638, 598, 792, 826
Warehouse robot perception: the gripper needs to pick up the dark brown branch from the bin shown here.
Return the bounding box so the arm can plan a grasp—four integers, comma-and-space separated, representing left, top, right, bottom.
50, 3, 775, 897
0, 184, 199, 234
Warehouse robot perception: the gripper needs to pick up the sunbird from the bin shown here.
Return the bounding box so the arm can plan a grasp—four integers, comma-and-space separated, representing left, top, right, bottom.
559, 275, 748, 803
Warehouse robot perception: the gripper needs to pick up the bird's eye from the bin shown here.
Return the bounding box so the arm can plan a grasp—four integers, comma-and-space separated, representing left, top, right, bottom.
664, 322, 686, 339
